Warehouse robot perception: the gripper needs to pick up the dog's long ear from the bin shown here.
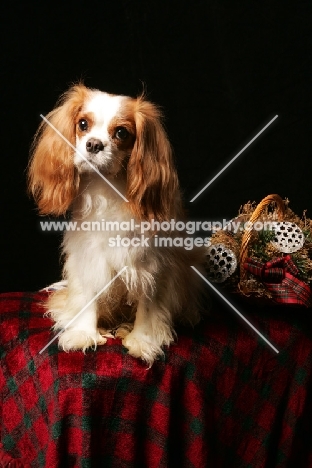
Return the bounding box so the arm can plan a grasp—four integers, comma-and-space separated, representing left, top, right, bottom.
28, 84, 89, 216
126, 97, 182, 221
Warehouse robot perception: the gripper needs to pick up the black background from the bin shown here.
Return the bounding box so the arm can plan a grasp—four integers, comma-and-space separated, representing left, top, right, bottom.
1, 0, 312, 292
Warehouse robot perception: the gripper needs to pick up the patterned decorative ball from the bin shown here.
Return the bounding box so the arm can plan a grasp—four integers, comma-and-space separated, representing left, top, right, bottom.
271, 222, 305, 253
206, 243, 237, 283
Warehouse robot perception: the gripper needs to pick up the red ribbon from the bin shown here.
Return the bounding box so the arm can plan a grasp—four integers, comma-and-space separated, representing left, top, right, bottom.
243, 255, 312, 307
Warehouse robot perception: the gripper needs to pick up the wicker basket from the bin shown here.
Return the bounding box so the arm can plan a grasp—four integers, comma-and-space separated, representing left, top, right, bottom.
207, 194, 312, 307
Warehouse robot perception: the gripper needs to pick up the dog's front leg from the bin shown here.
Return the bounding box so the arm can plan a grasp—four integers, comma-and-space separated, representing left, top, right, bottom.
49, 286, 106, 352
121, 298, 175, 366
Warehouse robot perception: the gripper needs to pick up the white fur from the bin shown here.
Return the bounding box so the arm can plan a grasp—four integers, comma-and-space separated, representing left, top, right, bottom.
52, 175, 203, 366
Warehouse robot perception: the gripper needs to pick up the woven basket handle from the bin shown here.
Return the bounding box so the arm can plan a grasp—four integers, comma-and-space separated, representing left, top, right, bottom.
239, 194, 285, 280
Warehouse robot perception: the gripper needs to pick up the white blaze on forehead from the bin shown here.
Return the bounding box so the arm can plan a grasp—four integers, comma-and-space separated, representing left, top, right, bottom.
84, 92, 127, 130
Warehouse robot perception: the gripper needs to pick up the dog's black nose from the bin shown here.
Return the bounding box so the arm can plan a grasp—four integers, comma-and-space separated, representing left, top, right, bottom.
86, 138, 104, 154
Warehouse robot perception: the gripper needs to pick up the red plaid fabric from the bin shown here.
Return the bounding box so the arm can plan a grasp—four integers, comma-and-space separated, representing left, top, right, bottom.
243, 255, 312, 307
1, 291, 312, 467
0, 442, 29, 467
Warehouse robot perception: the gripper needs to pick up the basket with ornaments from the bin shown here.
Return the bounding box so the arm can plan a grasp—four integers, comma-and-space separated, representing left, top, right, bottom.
206, 194, 312, 307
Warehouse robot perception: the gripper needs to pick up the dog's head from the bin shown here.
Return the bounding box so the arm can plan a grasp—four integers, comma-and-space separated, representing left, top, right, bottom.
28, 84, 181, 220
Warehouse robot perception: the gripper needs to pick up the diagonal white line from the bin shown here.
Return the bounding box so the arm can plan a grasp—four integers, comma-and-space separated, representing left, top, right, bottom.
40, 114, 129, 202
191, 266, 279, 354
190, 115, 278, 202
39, 266, 128, 354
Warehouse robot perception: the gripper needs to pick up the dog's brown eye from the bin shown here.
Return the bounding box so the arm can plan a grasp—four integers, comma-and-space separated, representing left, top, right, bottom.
115, 127, 129, 140
78, 119, 88, 131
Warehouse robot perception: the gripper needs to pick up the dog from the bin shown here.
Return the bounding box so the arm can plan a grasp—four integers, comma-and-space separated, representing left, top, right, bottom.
28, 84, 206, 365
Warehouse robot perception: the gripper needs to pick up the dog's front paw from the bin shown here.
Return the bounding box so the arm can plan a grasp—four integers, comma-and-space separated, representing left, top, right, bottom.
58, 329, 107, 352
122, 332, 166, 367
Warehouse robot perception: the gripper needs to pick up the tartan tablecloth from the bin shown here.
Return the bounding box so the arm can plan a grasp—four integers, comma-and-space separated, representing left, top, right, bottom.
0, 291, 312, 468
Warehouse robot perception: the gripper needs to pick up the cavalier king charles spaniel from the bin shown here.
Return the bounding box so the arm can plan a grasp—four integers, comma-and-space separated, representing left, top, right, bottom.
28, 84, 205, 366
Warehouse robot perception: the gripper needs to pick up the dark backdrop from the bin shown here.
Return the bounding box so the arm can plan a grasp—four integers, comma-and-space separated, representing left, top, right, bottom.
1, 1, 312, 292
